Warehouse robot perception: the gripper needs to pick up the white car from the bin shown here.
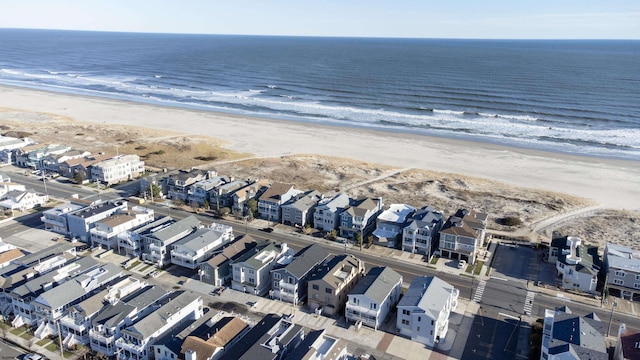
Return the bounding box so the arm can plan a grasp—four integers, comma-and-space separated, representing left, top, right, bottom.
24, 354, 45, 360
457, 260, 467, 269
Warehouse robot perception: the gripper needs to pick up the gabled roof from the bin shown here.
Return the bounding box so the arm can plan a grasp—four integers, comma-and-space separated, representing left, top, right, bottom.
606, 242, 640, 273
439, 215, 478, 239
173, 227, 225, 252
315, 193, 350, 213
181, 317, 248, 360
273, 244, 328, 280
547, 308, 607, 359
348, 266, 402, 305
343, 198, 381, 218
619, 327, 640, 360
0, 248, 24, 264
377, 204, 415, 224
397, 276, 456, 319
282, 190, 322, 212
204, 236, 259, 268
259, 182, 294, 202
148, 215, 200, 243
308, 254, 362, 288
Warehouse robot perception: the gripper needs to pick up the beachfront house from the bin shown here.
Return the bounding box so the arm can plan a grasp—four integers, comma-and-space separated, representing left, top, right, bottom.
66, 199, 129, 243
163, 169, 211, 201
257, 182, 302, 223
140, 215, 201, 268
313, 192, 350, 233
232, 179, 269, 216
90, 154, 145, 185
550, 236, 600, 293
281, 190, 323, 227
219, 313, 303, 360
209, 179, 250, 210
345, 266, 403, 330
59, 153, 112, 179
199, 235, 259, 287
270, 244, 329, 305
307, 254, 365, 317
41, 149, 91, 173
89, 285, 168, 357
604, 242, 640, 301
373, 203, 415, 248
396, 276, 459, 348
15, 143, 71, 169
169, 222, 234, 269
115, 291, 203, 360
89, 207, 155, 250
0, 135, 33, 166
186, 176, 228, 207
438, 208, 487, 264
402, 205, 444, 258
231, 240, 291, 296
541, 306, 607, 360
178, 316, 248, 360
339, 197, 384, 239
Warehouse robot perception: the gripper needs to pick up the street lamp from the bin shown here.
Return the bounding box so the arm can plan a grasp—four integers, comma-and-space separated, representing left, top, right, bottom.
469, 261, 476, 301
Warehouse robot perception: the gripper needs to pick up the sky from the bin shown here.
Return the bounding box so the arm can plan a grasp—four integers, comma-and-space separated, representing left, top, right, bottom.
1, 0, 639, 39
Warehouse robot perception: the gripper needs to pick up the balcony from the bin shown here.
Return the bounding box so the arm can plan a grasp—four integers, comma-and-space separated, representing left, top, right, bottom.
89, 329, 115, 344
115, 337, 145, 353
41, 217, 65, 227
148, 243, 162, 252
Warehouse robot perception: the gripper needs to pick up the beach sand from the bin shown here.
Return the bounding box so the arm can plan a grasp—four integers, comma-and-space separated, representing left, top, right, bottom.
1, 85, 639, 210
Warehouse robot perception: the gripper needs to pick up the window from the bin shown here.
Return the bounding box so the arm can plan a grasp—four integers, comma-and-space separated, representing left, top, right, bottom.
312, 284, 319, 290
636, 274, 640, 281
325, 288, 332, 294
370, 303, 377, 310
614, 279, 624, 285
417, 326, 421, 332
274, 273, 281, 280
431, 320, 434, 325
615, 270, 625, 277
418, 316, 421, 322
402, 309, 410, 316
274, 281, 279, 288
634, 283, 640, 289
401, 319, 410, 325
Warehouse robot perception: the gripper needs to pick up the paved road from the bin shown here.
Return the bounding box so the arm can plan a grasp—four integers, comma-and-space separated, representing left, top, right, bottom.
0, 337, 26, 359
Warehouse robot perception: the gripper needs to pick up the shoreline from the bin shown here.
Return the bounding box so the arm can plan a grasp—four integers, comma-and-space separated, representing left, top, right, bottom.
1, 84, 639, 210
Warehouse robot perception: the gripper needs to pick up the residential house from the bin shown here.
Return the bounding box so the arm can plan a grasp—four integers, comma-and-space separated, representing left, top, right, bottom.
373, 203, 415, 248
396, 276, 459, 348
270, 244, 329, 305
402, 205, 444, 258
117, 216, 173, 257
41, 149, 91, 173
89, 285, 168, 357
15, 143, 71, 169
58, 152, 113, 180
345, 267, 402, 330
116, 290, 203, 360
31, 263, 124, 339
89, 207, 155, 250
0, 181, 26, 199
284, 329, 348, 360
614, 323, 640, 360
199, 236, 260, 287
0, 248, 24, 269
307, 254, 365, 317
550, 236, 600, 293
140, 215, 201, 268
313, 193, 350, 233
257, 182, 302, 223
541, 306, 607, 360
231, 240, 291, 296
0, 135, 33, 166
163, 169, 211, 201
438, 208, 487, 264
0, 189, 48, 212
604, 242, 640, 300
90, 154, 145, 185
59, 288, 109, 349
209, 179, 249, 210
180, 316, 248, 360
220, 313, 303, 360
40, 199, 89, 234
170, 222, 234, 269
66, 199, 128, 243
231, 179, 269, 216
338, 197, 383, 239
281, 190, 323, 227
187, 176, 228, 207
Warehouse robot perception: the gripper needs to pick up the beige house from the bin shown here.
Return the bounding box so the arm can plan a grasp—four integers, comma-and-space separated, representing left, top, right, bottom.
307, 254, 365, 317
90, 154, 145, 185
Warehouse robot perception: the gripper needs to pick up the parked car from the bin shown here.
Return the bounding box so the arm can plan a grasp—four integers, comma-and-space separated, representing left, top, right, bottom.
457, 260, 467, 269
24, 353, 45, 360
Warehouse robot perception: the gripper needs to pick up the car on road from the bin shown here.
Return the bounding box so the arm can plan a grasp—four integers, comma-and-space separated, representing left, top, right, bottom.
24, 353, 45, 360
457, 260, 467, 269
259, 227, 274, 233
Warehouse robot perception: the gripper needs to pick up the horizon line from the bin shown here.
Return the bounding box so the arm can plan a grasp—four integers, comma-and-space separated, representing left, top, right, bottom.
2, 27, 639, 42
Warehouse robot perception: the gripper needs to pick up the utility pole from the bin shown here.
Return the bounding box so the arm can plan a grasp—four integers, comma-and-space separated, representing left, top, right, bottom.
607, 301, 618, 336
56, 320, 64, 360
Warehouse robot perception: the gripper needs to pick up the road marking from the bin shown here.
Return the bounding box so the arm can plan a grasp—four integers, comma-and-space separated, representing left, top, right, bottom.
523, 291, 535, 315
556, 294, 571, 302
473, 280, 486, 302
499, 312, 520, 320
491, 276, 509, 281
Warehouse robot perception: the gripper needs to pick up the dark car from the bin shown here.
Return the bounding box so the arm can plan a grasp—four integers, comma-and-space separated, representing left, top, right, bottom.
259, 227, 274, 233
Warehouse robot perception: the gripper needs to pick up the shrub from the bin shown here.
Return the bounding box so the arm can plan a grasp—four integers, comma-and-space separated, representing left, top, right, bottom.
498, 216, 523, 227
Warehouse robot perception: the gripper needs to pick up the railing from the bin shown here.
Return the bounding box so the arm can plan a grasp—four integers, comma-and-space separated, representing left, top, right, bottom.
89, 329, 115, 343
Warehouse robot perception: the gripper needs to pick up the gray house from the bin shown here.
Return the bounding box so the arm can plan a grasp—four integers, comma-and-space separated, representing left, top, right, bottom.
541, 306, 607, 360
270, 244, 329, 305
313, 193, 350, 233
402, 205, 444, 258
604, 242, 640, 300
281, 190, 323, 227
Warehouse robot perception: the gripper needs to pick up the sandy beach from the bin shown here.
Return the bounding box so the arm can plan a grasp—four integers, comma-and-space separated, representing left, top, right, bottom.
1, 85, 639, 210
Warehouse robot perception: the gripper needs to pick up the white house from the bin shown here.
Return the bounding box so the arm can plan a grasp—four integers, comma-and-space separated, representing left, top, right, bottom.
89, 207, 154, 250
116, 291, 203, 360
231, 240, 290, 296
170, 222, 234, 269
402, 205, 444, 258
396, 276, 459, 348
373, 204, 415, 248
550, 236, 600, 293
257, 182, 302, 223
0, 189, 48, 212
345, 266, 403, 330
90, 154, 145, 185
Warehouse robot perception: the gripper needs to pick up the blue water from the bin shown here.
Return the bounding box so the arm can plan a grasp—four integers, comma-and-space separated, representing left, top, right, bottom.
1, 29, 639, 159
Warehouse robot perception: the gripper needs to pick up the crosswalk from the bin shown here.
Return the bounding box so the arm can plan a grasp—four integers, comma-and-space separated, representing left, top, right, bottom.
524, 291, 535, 315
473, 280, 486, 302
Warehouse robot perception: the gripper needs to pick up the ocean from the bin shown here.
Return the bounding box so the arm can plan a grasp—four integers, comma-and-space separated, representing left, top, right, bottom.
1, 29, 639, 160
